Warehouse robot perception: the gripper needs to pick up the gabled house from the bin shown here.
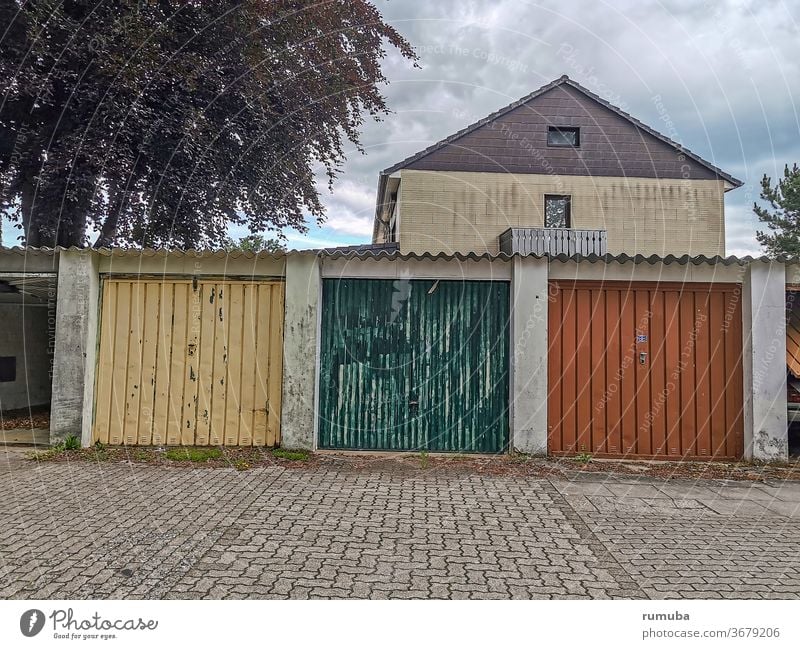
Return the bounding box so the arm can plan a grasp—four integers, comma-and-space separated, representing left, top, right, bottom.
373, 75, 742, 257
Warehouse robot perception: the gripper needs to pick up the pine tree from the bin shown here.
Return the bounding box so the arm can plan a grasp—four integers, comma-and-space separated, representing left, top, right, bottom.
755, 164, 800, 256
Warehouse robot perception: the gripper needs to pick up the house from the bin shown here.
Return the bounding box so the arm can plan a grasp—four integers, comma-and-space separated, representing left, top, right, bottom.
372, 75, 742, 257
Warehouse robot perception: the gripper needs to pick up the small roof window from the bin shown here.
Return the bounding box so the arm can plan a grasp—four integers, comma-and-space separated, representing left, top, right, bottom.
547, 126, 580, 147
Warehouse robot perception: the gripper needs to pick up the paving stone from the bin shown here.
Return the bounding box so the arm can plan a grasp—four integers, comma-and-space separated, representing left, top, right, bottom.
0, 457, 798, 599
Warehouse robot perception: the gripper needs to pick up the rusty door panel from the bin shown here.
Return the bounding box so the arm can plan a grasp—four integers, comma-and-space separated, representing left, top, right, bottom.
93, 279, 284, 446
547, 281, 744, 460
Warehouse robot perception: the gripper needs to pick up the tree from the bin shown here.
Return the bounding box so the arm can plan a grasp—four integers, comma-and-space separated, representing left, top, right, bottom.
755, 164, 800, 257
0, 1, 415, 248
222, 234, 286, 253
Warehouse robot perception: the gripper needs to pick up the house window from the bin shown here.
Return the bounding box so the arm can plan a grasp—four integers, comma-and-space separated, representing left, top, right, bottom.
0, 356, 16, 382
545, 195, 571, 228
547, 126, 580, 147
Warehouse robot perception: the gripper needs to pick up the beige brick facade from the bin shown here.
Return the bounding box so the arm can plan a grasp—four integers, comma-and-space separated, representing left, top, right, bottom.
392, 170, 726, 256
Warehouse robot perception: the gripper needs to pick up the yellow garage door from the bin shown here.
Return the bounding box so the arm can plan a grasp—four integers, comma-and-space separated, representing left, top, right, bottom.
93, 279, 284, 446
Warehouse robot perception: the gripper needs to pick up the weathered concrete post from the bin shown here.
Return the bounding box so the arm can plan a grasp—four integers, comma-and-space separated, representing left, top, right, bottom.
50, 250, 99, 446
280, 252, 320, 450
509, 255, 549, 454
742, 261, 787, 461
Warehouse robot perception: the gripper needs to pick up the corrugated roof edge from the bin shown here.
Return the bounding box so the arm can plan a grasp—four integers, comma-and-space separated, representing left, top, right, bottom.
0, 246, 287, 260
1, 246, 796, 266
322, 250, 795, 266
0, 246, 59, 256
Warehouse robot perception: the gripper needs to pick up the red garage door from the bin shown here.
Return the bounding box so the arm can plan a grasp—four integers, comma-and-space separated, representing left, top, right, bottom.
548, 281, 744, 459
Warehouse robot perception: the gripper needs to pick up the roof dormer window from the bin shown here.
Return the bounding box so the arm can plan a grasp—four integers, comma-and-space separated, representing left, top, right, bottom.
547, 126, 580, 147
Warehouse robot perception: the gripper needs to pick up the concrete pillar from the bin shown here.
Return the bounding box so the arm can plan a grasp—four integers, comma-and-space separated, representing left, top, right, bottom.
509, 256, 549, 454
50, 251, 100, 446
742, 261, 787, 461
280, 253, 320, 450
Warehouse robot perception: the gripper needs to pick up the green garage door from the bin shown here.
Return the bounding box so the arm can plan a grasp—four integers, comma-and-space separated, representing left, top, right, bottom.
318, 279, 509, 453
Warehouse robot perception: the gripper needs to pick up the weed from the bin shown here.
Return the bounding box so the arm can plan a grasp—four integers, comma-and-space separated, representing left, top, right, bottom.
28, 448, 60, 461
91, 440, 108, 460
233, 459, 250, 471
419, 450, 429, 469
63, 434, 81, 451
271, 448, 309, 462
163, 447, 223, 462
508, 452, 530, 464
573, 452, 593, 464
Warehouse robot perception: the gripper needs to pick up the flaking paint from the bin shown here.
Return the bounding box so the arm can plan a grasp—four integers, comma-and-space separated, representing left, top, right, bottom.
318, 278, 510, 452
93, 278, 284, 446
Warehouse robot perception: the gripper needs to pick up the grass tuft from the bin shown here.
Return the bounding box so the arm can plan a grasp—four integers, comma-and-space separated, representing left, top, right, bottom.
62, 434, 81, 451
29, 448, 61, 461
508, 451, 530, 464
271, 448, 310, 462
163, 447, 223, 462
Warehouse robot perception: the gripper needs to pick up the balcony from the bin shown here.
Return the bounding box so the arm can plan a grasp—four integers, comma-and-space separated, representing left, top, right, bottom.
499, 228, 608, 256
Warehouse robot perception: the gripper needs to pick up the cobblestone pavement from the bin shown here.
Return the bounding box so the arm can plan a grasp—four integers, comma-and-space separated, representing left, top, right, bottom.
1, 449, 799, 599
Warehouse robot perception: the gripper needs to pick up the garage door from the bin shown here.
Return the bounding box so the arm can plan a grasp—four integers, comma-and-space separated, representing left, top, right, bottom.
548, 281, 743, 459
93, 279, 284, 446
318, 279, 509, 452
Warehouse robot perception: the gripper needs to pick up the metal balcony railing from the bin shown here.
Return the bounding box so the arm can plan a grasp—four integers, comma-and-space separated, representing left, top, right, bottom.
499, 228, 608, 256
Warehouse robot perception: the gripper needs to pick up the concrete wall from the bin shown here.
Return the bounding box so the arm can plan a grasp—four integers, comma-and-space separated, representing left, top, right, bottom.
550, 259, 746, 284
742, 262, 788, 461
510, 257, 549, 454
96, 251, 286, 277
396, 170, 726, 257
321, 256, 511, 280
50, 252, 99, 444
0, 304, 53, 412
280, 254, 320, 450
33, 249, 789, 462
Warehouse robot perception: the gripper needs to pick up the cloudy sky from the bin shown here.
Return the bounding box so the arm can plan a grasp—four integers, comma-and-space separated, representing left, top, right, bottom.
280, 0, 799, 256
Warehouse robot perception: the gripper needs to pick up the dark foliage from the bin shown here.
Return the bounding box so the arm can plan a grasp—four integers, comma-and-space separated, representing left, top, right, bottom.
0, 0, 415, 247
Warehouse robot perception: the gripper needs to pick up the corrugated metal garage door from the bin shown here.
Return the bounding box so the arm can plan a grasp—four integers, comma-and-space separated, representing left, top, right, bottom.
548, 281, 744, 459
93, 279, 284, 446
318, 279, 509, 452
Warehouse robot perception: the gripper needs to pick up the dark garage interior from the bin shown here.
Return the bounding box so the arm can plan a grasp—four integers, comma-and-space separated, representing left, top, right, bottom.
0, 265, 57, 444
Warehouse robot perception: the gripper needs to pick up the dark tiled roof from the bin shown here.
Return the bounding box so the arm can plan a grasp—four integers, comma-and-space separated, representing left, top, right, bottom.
381, 75, 742, 187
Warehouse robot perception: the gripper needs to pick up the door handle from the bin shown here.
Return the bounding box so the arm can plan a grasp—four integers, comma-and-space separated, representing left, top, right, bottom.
639, 352, 647, 365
